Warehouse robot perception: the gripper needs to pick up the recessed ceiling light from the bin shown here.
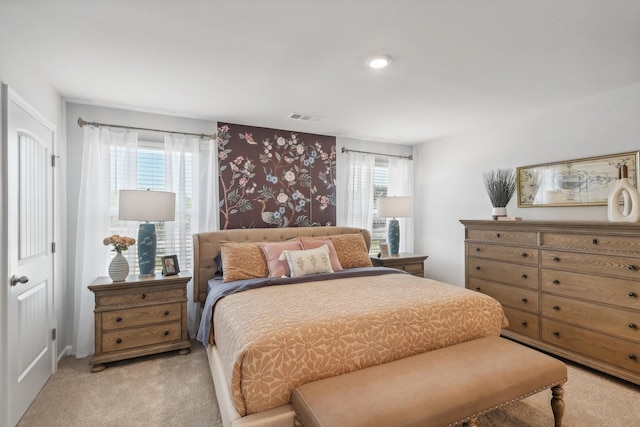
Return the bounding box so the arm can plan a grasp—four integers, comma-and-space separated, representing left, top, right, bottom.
366, 54, 392, 69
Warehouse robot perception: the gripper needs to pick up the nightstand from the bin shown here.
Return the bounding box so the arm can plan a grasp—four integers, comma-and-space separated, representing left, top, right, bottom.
88, 271, 192, 372
370, 254, 428, 277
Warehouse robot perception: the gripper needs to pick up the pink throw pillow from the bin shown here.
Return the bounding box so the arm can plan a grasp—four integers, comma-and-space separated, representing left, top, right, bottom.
258, 240, 303, 277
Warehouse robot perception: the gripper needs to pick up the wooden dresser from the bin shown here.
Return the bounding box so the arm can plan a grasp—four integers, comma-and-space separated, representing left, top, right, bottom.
89, 272, 192, 372
461, 220, 640, 385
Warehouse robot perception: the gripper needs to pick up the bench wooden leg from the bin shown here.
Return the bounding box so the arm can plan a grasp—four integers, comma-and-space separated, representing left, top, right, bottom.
462, 417, 478, 427
551, 384, 565, 427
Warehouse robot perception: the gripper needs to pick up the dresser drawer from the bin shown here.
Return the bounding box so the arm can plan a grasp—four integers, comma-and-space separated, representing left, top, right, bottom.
542, 294, 640, 342
503, 306, 540, 340
541, 269, 640, 310
102, 303, 182, 331
96, 287, 186, 309
467, 258, 538, 290
102, 321, 183, 353
541, 250, 640, 280
466, 243, 538, 265
467, 229, 537, 245
542, 319, 640, 374
469, 278, 538, 314
541, 232, 640, 254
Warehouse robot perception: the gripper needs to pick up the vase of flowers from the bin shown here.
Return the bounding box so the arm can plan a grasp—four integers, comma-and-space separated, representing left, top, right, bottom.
104, 234, 136, 282
483, 169, 516, 220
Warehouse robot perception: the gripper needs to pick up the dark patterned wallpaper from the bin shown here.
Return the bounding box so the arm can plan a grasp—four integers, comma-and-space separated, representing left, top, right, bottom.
217, 123, 337, 229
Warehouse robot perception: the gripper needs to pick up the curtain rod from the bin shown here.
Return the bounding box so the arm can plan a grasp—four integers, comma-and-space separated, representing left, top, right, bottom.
77, 117, 216, 139
341, 146, 413, 160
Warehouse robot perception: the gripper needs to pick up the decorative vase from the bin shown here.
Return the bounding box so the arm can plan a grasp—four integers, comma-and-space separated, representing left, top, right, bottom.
109, 252, 129, 282
491, 207, 507, 220
608, 165, 640, 222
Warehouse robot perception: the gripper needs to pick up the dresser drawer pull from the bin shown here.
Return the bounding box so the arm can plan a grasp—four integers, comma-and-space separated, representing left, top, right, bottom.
475, 287, 481, 291
552, 257, 560, 262
521, 321, 528, 327
141, 293, 146, 299
475, 247, 481, 252
164, 331, 170, 336
630, 292, 638, 298
629, 354, 637, 361
116, 317, 122, 322
592, 238, 598, 244
521, 298, 528, 303
628, 265, 637, 271
520, 252, 528, 257
164, 310, 170, 316
629, 323, 638, 329
552, 305, 560, 311
520, 274, 528, 279
475, 266, 481, 270
552, 280, 560, 285
496, 233, 501, 238
552, 331, 560, 336
116, 338, 122, 344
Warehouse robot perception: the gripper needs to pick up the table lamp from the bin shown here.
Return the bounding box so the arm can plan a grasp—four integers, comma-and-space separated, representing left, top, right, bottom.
119, 189, 176, 277
377, 196, 413, 256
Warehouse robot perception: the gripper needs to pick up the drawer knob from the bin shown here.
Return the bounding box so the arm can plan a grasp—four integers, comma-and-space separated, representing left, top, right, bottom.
592, 238, 598, 244
164, 310, 170, 316
521, 321, 528, 327
496, 233, 501, 238
629, 323, 638, 329
552, 331, 560, 336
475, 287, 481, 291
116, 338, 122, 344
141, 293, 146, 299
521, 298, 528, 303
552, 305, 560, 311
630, 292, 638, 298
629, 265, 637, 271
475, 247, 481, 252
164, 331, 170, 336
475, 266, 481, 270
629, 354, 637, 361
552, 257, 560, 262
552, 280, 560, 285
520, 252, 528, 257
520, 274, 528, 279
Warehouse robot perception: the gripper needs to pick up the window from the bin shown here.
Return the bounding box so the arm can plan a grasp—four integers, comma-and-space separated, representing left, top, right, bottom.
109, 141, 194, 274
371, 158, 389, 254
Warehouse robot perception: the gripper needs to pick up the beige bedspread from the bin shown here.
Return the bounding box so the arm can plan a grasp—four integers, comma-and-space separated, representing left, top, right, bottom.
213, 273, 507, 416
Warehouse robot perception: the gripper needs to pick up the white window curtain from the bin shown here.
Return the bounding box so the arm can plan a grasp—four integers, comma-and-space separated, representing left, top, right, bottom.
345, 152, 376, 230
164, 134, 218, 336
73, 127, 138, 357
388, 157, 414, 253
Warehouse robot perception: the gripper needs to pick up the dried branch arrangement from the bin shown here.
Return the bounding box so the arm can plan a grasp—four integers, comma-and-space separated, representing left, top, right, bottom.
483, 169, 516, 207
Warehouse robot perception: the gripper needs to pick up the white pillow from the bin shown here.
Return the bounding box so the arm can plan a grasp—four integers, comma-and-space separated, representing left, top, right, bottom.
279, 245, 334, 277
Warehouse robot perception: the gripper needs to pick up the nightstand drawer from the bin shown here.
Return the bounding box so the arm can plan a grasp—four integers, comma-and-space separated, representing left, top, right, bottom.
102, 303, 182, 331
96, 288, 186, 308
102, 321, 183, 353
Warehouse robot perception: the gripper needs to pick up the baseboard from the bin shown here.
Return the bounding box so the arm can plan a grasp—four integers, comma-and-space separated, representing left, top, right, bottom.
57, 345, 72, 363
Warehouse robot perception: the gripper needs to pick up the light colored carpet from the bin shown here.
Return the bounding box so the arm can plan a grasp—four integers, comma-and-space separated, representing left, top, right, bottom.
17, 340, 640, 427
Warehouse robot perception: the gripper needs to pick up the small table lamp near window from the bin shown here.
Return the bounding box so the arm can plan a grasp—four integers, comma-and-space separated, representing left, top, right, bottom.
119, 189, 176, 277
377, 196, 413, 256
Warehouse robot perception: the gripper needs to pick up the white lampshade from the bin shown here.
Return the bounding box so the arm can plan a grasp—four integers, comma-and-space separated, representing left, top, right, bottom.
377, 196, 413, 218
118, 189, 176, 221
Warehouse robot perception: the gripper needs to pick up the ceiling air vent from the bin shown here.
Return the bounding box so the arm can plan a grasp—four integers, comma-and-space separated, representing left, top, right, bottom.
288, 113, 324, 122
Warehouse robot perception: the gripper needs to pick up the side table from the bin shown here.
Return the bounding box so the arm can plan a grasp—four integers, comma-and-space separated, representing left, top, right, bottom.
370, 254, 428, 277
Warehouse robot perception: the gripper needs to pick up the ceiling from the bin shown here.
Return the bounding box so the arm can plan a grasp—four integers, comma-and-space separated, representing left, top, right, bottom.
1, 0, 639, 144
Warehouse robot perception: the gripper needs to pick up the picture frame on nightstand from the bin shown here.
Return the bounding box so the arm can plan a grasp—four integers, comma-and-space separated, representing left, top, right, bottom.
161, 255, 180, 276
379, 243, 390, 258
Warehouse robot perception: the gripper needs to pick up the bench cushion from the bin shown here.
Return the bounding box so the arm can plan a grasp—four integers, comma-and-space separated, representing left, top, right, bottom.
292, 336, 567, 427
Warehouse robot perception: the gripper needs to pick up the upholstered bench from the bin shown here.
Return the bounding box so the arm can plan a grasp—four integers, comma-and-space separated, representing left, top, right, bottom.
292, 336, 567, 427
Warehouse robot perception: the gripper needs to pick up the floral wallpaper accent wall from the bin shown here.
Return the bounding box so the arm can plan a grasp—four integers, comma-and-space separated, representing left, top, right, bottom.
217, 123, 337, 229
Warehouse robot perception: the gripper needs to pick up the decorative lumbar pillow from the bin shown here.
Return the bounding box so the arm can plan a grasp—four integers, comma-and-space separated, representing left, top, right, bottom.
280, 245, 334, 277
327, 233, 373, 269
258, 240, 303, 277
220, 241, 268, 282
299, 237, 343, 272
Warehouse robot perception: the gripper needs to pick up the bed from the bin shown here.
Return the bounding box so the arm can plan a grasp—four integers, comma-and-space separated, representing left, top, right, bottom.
193, 226, 507, 427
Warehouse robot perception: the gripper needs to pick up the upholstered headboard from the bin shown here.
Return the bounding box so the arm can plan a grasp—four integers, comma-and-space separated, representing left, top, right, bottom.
192, 226, 371, 304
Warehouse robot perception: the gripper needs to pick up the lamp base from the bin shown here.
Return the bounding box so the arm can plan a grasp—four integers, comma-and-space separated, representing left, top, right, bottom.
138, 222, 157, 276
388, 219, 400, 256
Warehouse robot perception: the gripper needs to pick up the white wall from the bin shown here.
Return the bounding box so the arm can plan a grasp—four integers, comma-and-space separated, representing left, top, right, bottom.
415, 83, 640, 286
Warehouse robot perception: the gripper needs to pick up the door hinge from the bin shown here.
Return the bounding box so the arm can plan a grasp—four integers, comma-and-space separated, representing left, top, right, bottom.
51, 154, 59, 167
52, 328, 57, 340
51, 242, 56, 253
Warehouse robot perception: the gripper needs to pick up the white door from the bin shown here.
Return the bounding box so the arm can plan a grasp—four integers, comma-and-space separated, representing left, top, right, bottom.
5, 86, 55, 426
